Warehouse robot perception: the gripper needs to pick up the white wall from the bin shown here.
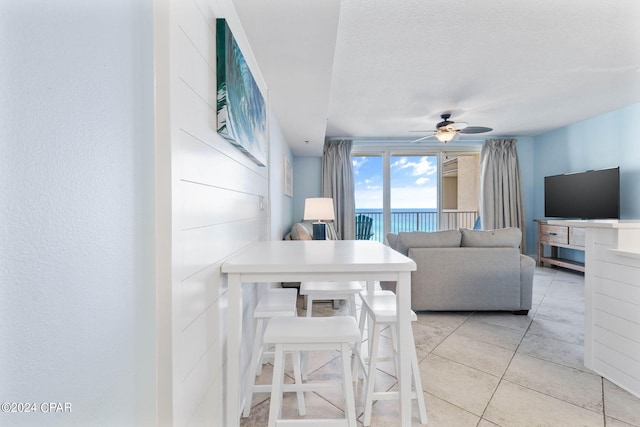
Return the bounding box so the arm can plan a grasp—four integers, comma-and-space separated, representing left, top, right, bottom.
0, 1, 156, 426
155, 0, 290, 424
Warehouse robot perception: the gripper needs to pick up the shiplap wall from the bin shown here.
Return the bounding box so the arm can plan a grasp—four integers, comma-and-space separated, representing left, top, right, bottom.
588, 227, 640, 398
159, 0, 289, 425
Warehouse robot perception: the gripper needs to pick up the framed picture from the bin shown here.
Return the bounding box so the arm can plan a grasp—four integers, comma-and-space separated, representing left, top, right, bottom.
284, 156, 293, 197
216, 19, 267, 167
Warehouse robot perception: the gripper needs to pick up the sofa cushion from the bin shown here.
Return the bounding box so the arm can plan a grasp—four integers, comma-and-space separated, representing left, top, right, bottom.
460, 227, 521, 248
393, 230, 462, 256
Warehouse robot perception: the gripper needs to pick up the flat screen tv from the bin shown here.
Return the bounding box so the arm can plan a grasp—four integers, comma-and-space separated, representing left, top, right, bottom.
544, 167, 620, 219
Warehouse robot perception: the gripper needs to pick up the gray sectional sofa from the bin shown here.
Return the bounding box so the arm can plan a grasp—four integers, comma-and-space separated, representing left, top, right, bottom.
384, 228, 535, 313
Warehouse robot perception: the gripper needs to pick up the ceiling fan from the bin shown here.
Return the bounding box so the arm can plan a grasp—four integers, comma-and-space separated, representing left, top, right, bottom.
411, 113, 493, 143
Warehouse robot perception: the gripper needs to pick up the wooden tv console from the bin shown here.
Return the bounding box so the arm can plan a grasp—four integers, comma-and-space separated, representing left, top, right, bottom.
535, 219, 585, 273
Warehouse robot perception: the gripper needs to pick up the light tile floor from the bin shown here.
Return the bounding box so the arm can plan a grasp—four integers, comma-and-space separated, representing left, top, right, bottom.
241, 267, 640, 426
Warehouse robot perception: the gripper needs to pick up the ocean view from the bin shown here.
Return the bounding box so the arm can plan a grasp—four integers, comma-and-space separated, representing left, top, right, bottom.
356, 208, 438, 239
355, 208, 478, 242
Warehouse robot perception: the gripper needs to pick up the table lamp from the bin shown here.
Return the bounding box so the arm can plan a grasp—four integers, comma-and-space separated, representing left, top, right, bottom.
303, 197, 335, 240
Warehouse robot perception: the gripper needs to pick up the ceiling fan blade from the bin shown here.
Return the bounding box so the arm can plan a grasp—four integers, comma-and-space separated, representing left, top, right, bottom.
459, 126, 493, 134
411, 134, 436, 143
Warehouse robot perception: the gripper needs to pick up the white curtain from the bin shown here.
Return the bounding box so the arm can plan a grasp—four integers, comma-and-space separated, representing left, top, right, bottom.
322, 139, 356, 240
480, 138, 526, 250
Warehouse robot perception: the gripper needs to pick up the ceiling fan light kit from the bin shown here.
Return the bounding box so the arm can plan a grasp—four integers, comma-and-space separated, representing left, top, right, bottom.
435, 128, 457, 143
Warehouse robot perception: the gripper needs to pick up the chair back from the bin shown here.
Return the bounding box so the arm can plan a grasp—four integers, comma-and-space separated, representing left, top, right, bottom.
355, 214, 374, 240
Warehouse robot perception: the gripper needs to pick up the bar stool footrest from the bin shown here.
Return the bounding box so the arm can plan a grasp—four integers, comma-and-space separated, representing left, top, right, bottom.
369, 390, 421, 401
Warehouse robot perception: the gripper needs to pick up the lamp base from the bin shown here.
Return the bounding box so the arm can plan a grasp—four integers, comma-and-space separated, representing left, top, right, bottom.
312, 222, 326, 240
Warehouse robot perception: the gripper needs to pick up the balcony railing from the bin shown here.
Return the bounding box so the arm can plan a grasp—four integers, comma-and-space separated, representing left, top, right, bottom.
355, 210, 479, 243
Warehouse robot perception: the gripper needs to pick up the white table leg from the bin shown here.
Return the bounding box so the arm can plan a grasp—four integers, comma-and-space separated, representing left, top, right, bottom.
227, 273, 242, 427
396, 271, 412, 425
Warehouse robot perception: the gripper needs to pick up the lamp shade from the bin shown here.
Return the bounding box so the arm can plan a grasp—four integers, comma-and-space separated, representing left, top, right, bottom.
303, 198, 335, 222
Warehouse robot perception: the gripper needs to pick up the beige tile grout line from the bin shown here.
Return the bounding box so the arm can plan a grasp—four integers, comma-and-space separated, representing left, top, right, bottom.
473, 268, 613, 427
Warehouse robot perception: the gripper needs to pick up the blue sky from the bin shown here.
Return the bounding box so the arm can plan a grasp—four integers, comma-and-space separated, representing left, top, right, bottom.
353, 155, 438, 209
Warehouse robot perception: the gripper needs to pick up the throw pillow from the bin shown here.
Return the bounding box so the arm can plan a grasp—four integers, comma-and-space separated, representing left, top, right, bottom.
395, 230, 462, 256
290, 222, 313, 240
325, 222, 339, 240
460, 227, 521, 248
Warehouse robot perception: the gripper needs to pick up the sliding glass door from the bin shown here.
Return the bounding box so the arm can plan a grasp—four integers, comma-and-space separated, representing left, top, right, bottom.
353, 149, 480, 242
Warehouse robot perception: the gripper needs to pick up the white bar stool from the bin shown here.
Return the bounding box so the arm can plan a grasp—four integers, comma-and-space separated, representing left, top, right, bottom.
243, 288, 305, 418
299, 281, 362, 317
357, 290, 427, 427
264, 316, 362, 427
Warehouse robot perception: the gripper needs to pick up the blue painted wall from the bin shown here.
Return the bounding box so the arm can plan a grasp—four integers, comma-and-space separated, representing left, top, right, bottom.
528, 102, 640, 257
292, 156, 323, 224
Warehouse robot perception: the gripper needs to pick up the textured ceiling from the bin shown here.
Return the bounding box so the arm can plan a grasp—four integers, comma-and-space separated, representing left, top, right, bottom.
236, 0, 640, 156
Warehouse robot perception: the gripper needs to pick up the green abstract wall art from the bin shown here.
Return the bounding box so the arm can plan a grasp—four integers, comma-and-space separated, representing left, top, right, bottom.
216, 19, 267, 167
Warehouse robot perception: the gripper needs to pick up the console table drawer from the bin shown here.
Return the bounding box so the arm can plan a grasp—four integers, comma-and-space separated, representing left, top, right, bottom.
536, 220, 585, 273
540, 224, 568, 245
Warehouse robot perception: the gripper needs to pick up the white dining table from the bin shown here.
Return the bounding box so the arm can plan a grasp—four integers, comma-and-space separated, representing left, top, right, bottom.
221, 239, 418, 426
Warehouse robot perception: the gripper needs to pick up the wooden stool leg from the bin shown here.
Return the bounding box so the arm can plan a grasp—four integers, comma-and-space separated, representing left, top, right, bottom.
391, 321, 429, 425
348, 295, 357, 318
409, 328, 427, 424
390, 323, 400, 377
291, 351, 306, 416
267, 344, 286, 427
305, 295, 313, 317
302, 296, 313, 381
243, 318, 264, 417
340, 343, 357, 427
256, 319, 267, 375
362, 324, 381, 426
393, 321, 428, 423
352, 307, 368, 380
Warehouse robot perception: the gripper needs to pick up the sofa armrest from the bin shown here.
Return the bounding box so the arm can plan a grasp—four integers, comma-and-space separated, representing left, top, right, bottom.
519, 254, 535, 310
